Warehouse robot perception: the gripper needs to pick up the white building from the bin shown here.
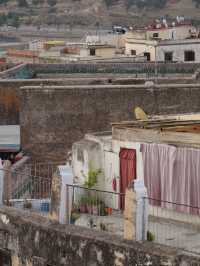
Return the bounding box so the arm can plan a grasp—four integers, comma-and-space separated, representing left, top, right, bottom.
72, 113, 200, 213
125, 20, 200, 62
126, 38, 200, 62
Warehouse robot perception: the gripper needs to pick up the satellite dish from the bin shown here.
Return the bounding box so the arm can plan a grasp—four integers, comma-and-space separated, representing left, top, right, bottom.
134, 106, 148, 120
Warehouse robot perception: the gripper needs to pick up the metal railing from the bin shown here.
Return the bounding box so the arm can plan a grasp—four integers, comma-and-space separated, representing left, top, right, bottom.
144, 197, 200, 254
0, 166, 52, 215
66, 184, 125, 236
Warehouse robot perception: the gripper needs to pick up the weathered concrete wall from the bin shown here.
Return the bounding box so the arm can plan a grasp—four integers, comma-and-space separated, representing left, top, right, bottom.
20, 84, 200, 162
30, 62, 200, 75
0, 206, 199, 266
0, 78, 114, 125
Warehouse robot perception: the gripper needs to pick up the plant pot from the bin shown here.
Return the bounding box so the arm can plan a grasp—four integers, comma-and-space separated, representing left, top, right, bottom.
92, 206, 98, 215
80, 204, 87, 213
87, 205, 93, 214
105, 207, 113, 215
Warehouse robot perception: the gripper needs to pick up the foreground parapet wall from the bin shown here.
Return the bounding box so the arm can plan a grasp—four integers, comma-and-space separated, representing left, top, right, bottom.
20, 84, 200, 161
0, 206, 199, 266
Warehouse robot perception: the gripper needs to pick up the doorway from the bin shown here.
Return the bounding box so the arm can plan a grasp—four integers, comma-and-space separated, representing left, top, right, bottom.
119, 148, 136, 209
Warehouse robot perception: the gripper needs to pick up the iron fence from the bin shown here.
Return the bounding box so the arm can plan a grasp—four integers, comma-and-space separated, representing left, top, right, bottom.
1, 166, 52, 215
66, 184, 125, 236
144, 197, 200, 254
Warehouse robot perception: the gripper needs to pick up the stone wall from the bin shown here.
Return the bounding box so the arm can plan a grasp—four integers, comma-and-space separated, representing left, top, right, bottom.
0, 206, 199, 266
20, 84, 200, 162
30, 62, 200, 76
0, 78, 112, 125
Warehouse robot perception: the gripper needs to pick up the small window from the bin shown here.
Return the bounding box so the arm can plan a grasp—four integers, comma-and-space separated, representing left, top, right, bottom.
131, 50, 136, 56
153, 32, 159, 38
184, 51, 195, 62
144, 52, 151, 61
90, 48, 96, 56
77, 148, 84, 162
164, 52, 173, 62
0, 249, 11, 266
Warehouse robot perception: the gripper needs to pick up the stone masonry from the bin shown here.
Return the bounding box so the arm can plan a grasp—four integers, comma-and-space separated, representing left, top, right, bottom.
20, 83, 200, 161
0, 206, 200, 266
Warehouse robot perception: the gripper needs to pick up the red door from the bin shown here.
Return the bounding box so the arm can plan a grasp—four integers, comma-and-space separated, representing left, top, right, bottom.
120, 148, 136, 209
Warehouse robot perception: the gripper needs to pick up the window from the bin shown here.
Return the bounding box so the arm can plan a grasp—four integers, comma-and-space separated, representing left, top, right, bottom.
0, 249, 11, 266
153, 32, 159, 38
77, 148, 84, 162
184, 51, 195, 62
144, 52, 151, 61
90, 48, 96, 56
164, 52, 173, 62
131, 50, 136, 56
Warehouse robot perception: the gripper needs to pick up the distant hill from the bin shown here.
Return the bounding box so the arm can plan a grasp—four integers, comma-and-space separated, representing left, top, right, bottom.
0, 0, 199, 28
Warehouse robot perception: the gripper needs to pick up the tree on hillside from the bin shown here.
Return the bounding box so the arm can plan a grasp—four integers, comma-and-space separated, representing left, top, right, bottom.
126, 0, 167, 9
104, 0, 118, 7
0, 0, 9, 4
193, 0, 200, 7
17, 0, 28, 7
32, 0, 44, 5
47, 0, 56, 7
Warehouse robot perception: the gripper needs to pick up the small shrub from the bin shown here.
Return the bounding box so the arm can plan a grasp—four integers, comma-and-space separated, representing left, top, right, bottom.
23, 201, 32, 209
147, 230, 155, 242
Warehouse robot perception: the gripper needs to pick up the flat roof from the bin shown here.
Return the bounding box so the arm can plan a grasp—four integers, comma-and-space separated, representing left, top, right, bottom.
112, 115, 200, 148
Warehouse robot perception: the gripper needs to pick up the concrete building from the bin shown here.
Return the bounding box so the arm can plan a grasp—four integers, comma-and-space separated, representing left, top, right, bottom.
6, 49, 40, 64
61, 43, 117, 60
29, 39, 44, 51
126, 38, 200, 62
86, 33, 126, 49
72, 113, 200, 212
125, 19, 200, 62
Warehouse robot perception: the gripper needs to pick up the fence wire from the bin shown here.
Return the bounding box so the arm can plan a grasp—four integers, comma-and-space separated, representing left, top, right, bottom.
144, 197, 200, 254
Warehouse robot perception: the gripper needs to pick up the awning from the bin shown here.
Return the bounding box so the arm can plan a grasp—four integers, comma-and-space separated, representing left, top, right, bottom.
0, 125, 20, 152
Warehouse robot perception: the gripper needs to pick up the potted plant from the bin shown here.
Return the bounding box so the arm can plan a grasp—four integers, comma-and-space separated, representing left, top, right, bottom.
70, 212, 80, 224
23, 200, 32, 209
99, 201, 107, 216
79, 196, 88, 213
105, 207, 113, 215
83, 163, 102, 189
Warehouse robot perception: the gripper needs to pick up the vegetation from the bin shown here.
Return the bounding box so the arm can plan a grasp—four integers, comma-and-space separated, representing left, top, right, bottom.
17, 0, 28, 7
126, 0, 167, 9
47, 0, 57, 7
193, 0, 200, 7
23, 200, 32, 209
147, 230, 155, 241
83, 164, 102, 189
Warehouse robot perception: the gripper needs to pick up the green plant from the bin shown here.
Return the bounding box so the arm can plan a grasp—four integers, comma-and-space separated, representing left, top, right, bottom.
83, 163, 102, 189
147, 230, 155, 242
23, 200, 32, 209
99, 201, 107, 216
71, 212, 80, 221
100, 222, 107, 231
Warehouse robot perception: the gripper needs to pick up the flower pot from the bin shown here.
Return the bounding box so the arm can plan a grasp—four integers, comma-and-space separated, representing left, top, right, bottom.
105, 207, 113, 215
87, 205, 93, 214
80, 204, 87, 213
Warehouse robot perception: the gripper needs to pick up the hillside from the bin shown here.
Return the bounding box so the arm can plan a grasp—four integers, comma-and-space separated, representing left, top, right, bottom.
0, 0, 200, 28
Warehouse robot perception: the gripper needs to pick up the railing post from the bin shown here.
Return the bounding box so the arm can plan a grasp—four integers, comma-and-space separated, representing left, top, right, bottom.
50, 164, 73, 224
65, 185, 69, 225
123, 179, 148, 242
134, 179, 148, 241
0, 166, 4, 205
